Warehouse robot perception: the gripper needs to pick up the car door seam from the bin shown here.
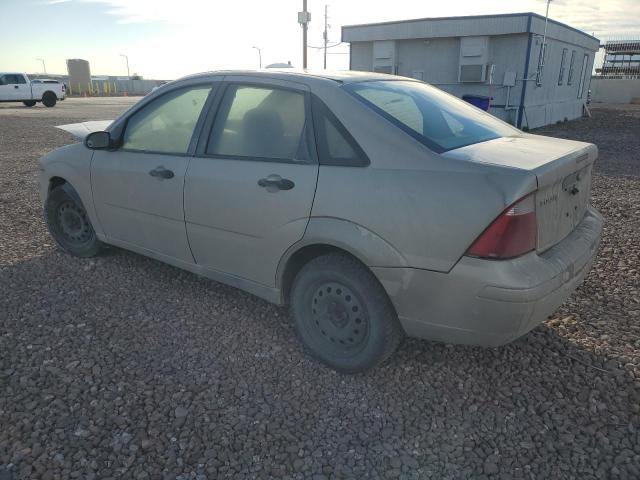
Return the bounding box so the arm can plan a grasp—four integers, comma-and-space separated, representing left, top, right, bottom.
182, 156, 197, 263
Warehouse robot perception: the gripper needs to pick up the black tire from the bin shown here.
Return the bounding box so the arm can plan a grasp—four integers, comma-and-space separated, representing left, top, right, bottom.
42, 91, 57, 107
44, 186, 102, 257
23, 100, 36, 107
290, 253, 404, 373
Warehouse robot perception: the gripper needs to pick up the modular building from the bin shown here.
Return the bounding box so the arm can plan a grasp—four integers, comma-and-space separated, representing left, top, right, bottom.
342, 12, 600, 129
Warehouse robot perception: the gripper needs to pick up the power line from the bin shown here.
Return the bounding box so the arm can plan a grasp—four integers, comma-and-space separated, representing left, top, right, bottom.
308, 42, 343, 49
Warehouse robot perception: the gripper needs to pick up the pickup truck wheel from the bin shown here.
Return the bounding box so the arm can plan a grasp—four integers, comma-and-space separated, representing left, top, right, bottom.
290, 253, 404, 373
23, 100, 36, 107
42, 91, 57, 107
45, 186, 102, 257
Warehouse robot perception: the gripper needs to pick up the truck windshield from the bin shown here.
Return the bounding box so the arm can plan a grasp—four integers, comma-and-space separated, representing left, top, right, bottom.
345, 80, 518, 153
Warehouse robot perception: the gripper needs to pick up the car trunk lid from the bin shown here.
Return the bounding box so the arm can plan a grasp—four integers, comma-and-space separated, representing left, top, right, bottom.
443, 134, 597, 252
56, 120, 113, 140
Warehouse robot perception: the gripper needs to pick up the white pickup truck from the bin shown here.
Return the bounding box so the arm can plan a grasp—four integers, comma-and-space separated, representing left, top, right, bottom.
0, 73, 65, 107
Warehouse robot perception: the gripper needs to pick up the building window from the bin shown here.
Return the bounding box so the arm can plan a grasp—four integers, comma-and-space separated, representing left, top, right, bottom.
567, 50, 576, 85
577, 54, 589, 99
558, 48, 568, 85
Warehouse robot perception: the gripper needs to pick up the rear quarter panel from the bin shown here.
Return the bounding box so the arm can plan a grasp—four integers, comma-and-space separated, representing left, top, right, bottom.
310, 84, 537, 272
31, 82, 64, 100
29, 83, 47, 100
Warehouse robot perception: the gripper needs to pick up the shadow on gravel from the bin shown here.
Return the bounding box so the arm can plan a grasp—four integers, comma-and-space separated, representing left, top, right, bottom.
2, 246, 639, 478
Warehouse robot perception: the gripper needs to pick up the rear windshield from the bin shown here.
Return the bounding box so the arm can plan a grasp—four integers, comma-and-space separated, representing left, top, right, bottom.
345, 80, 517, 153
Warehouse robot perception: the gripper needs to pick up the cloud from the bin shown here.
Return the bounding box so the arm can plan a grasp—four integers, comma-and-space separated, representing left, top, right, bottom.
66, 0, 640, 37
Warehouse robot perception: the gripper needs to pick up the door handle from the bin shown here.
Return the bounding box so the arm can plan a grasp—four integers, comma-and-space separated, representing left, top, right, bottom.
14, 85, 19, 89
258, 175, 295, 191
149, 166, 174, 179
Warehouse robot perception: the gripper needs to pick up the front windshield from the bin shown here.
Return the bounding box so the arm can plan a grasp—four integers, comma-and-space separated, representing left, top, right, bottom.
345, 80, 518, 153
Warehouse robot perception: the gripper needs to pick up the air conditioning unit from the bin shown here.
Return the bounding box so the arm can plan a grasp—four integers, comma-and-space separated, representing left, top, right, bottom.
459, 64, 487, 83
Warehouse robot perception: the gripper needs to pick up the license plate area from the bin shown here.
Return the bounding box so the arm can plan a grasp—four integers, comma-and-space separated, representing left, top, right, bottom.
536, 165, 592, 252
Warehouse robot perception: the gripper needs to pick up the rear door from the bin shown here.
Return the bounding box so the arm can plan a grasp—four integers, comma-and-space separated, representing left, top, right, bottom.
91, 82, 217, 262
184, 77, 318, 286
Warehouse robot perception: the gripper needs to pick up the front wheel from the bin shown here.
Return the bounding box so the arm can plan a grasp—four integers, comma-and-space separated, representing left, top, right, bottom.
23, 100, 36, 107
290, 253, 404, 373
42, 91, 57, 107
44, 186, 102, 257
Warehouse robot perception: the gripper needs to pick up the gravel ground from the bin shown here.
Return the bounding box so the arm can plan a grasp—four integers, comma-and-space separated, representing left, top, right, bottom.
1, 100, 639, 479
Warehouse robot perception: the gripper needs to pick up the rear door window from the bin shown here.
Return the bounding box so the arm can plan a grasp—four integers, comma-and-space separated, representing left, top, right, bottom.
206, 85, 310, 161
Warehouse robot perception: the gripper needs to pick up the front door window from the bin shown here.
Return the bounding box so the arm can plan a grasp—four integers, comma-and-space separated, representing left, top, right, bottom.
123, 86, 212, 154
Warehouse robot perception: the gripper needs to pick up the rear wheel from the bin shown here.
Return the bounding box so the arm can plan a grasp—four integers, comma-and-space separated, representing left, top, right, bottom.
42, 91, 57, 107
290, 253, 403, 373
44, 186, 102, 257
23, 100, 36, 107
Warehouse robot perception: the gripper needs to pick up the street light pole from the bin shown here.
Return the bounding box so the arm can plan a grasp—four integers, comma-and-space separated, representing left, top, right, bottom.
323, 5, 328, 69
36, 58, 46, 74
252, 46, 262, 69
119, 53, 130, 93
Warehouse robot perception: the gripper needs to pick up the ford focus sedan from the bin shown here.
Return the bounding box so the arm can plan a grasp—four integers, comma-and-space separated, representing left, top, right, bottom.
39, 70, 603, 372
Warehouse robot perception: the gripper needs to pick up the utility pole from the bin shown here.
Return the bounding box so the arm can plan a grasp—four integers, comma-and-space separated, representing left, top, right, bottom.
36, 58, 46, 74
298, 0, 310, 69
323, 4, 328, 69
542, 0, 552, 46
536, 0, 552, 84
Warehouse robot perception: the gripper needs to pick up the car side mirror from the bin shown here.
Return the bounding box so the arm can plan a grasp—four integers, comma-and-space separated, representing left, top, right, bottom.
85, 131, 111, 150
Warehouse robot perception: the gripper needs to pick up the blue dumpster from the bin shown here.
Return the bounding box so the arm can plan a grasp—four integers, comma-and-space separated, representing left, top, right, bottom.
462, 95, 492, 111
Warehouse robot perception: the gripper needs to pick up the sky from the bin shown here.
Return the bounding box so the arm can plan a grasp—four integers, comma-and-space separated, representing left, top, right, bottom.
1, 0, 638, 80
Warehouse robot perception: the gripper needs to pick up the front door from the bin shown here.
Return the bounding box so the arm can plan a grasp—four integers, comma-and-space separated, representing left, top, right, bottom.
0, 74, 29, 100
91, 84, 215, 263
184, 79, 319, 286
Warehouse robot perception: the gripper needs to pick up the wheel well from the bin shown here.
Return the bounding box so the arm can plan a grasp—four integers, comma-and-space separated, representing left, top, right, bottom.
49, 176, 67, 192
281, 244, 364, 304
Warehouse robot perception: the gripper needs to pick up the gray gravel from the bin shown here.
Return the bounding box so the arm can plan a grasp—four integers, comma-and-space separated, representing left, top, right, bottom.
1, 100, 639, 479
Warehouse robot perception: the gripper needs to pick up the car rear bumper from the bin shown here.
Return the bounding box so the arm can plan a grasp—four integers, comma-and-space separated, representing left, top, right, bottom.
372, 206, 603, 346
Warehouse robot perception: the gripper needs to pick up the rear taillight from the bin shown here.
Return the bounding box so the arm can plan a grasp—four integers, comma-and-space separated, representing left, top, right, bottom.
466, 194, 536, 259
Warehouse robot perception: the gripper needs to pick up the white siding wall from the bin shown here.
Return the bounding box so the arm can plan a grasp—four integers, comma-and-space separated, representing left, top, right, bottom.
522, 36, 595, 129
350, 42, 373, 71
353, 34, 530, 124
591, 78, 640, 104
396, 37, 460, 84
344, 15, 599, 128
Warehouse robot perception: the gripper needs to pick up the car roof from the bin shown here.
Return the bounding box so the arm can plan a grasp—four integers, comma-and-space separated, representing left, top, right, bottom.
180, 69, 415, 86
